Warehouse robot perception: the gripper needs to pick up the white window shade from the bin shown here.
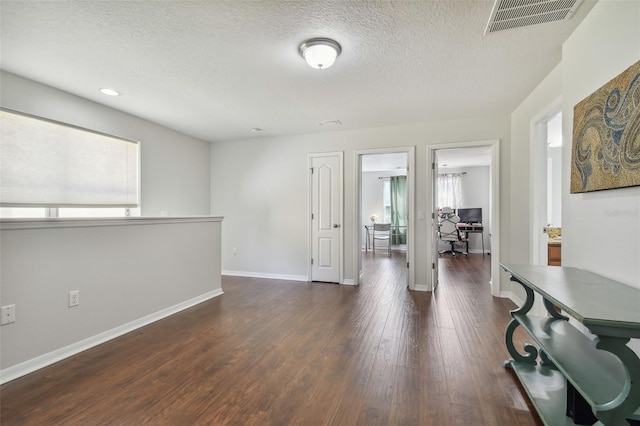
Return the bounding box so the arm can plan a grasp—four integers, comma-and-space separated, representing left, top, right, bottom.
1, 109, 139, 207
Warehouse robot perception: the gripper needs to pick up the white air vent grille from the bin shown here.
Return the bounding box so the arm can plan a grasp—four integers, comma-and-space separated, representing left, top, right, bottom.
485, 0, 584, 34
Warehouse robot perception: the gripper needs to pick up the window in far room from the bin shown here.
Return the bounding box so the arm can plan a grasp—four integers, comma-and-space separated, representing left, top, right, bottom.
0, 108, 140, 219
437, 173, 463, 209
383, 179, 391, 223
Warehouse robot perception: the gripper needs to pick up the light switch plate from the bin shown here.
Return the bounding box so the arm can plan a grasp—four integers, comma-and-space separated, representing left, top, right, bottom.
1, 305, 16, 325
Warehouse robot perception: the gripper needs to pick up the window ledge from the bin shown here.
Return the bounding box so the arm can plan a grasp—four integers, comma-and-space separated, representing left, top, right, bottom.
0, 216, 224, 231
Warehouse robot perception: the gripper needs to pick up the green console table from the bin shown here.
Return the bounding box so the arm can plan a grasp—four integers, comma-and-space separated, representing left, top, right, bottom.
500, 264, 640, 426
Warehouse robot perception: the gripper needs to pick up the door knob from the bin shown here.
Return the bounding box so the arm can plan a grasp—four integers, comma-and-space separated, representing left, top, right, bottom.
333, 224, 341, 228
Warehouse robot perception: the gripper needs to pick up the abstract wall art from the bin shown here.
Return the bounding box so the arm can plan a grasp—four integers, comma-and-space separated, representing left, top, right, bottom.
571, 60, 640, 193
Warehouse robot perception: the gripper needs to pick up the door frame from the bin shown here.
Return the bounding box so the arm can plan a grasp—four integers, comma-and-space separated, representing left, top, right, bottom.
530, 98, 562, 266
308, 151, 344, 284
354, 146, 415, 288
431, 150, 440, 291
427, 139, 501, 297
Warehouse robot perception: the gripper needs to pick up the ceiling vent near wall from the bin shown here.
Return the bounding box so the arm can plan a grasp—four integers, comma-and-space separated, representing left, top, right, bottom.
485, 0, 584, 34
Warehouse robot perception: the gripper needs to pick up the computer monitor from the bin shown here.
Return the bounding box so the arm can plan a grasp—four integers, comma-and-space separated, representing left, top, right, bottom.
457, 208, 482, 224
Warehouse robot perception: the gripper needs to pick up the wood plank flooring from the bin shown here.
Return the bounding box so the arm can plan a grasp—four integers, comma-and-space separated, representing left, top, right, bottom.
1, 252, 541, 425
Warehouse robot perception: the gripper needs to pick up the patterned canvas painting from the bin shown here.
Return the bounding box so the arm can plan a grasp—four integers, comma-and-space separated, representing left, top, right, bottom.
571, 60, 640, 193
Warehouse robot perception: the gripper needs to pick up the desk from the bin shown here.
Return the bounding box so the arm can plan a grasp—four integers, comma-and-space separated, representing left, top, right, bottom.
457, 223, 484, 255
364, 225, 406, 252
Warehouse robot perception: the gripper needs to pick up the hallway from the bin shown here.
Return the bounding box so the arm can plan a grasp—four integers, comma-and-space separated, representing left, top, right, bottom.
2, 253, 539, 425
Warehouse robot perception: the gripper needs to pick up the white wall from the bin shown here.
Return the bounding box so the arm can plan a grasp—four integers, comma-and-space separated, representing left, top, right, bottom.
0, 218, 223, 381
562, 1, 640, 288
547, 146, 562, 227
510, 64, 562, 270
211, 116, 511, 288
0, 73, 219, 381
362, 172, 386, 227
509, 2, 639, 338
0, 72, 211, 216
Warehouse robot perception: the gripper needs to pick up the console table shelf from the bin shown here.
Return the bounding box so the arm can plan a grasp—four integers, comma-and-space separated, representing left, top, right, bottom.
500, 264, 640, 426
510, 362, 577, 426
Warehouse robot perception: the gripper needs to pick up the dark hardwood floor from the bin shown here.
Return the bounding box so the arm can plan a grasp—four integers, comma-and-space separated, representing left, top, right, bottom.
1, 252, 541, 425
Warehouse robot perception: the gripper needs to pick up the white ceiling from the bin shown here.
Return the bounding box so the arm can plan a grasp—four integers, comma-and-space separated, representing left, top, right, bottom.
0, 1, 595, 143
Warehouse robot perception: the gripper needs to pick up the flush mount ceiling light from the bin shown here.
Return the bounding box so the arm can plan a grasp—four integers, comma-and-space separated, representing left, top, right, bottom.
99, 88, 120, 96
298, 38, 342, 70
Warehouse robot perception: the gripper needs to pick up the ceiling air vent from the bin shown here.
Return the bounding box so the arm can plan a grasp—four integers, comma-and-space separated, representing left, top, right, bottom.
485, 0, 584, 34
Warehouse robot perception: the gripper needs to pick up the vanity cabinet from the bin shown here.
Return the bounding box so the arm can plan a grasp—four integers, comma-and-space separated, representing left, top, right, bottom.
548, 242, 561, 266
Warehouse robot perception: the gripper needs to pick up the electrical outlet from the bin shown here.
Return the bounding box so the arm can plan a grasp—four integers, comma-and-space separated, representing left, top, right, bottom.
232, 247, 238, 255
1, 305, 16, 325
69, 290, 80, 307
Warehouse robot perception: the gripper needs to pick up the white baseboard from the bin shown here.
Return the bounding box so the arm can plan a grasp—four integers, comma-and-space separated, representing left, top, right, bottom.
413, 284, 430, 292
468, 249, 487, 254
0, 289, 224, 385
342, 279, 356, 285
222, 270, 308, 282
499, 290, 524, 307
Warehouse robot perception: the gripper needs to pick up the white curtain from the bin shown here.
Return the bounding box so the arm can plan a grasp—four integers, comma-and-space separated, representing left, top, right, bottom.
437, 173, 463, 209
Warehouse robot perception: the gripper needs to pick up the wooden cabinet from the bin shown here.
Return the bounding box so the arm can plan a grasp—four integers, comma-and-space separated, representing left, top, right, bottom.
547, 242, 561, 266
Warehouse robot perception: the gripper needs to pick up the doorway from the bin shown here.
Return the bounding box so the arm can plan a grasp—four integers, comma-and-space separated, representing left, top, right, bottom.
428, 140, 500, 296
355, 147, 415, 288
532, 105, 563, 267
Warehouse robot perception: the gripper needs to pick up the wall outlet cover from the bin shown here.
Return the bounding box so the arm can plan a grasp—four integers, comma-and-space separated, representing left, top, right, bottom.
69, 290, 80, 307
1, 305, 16, 325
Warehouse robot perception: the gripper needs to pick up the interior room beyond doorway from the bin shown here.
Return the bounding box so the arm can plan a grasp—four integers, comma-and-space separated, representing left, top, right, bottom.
361, 152, 408, 264
433, 145, 493, 293
436, 147, 492, 258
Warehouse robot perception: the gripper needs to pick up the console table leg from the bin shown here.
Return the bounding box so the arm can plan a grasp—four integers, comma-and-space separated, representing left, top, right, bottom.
509, 277, 535, 316
591, 336, 640, 426
543, 297, 569, 320
539, 349, 556, 368
504, 319, 538, 365
504, 280, 538, 365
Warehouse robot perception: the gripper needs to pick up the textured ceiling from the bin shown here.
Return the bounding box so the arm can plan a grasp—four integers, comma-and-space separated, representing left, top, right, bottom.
0, 1, 595, 143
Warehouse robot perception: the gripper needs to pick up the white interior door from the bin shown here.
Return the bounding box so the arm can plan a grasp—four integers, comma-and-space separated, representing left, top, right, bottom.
311, 153, 342, 283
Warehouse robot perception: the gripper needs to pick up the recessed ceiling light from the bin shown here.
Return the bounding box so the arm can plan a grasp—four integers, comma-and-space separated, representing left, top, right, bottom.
250, 127, 263, 132
99, 88, 120, 96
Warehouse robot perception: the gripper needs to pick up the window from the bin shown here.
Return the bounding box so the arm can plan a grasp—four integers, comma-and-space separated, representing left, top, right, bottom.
383, 179, 391, 223
0, 207, 47, 218
0, 108, 140, 218
58, 207, 140, 218
0, 207, 140, 219
437, 173, 463, 209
